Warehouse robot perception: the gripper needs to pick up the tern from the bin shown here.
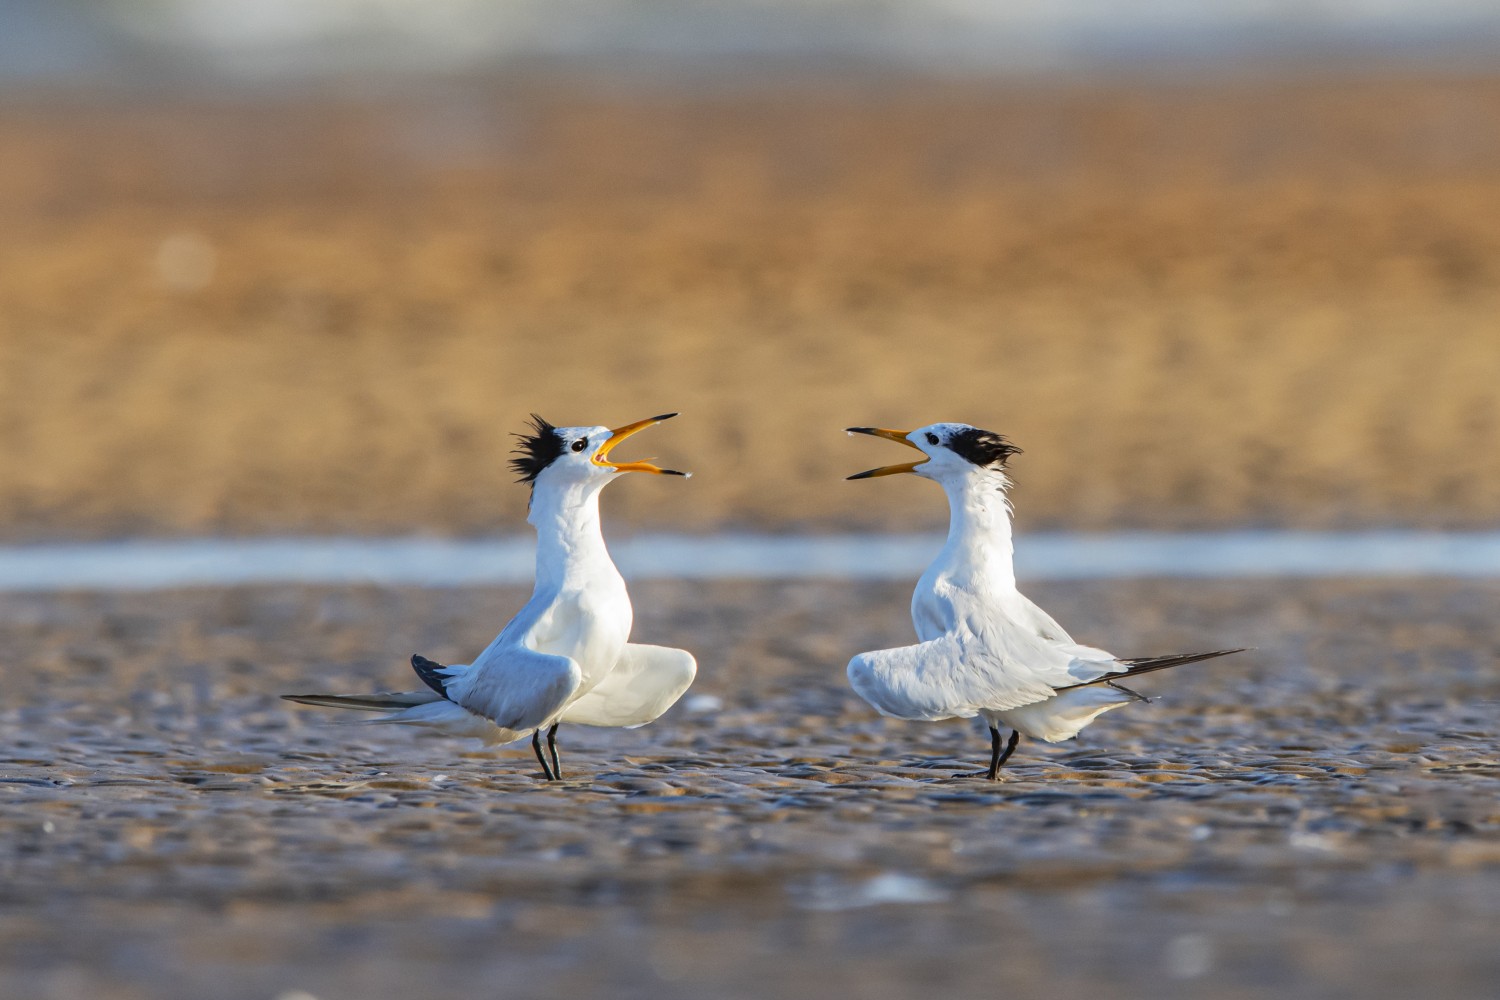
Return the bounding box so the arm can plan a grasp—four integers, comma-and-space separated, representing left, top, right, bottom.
845, 423, 1244, 779
284, 412, 697, 781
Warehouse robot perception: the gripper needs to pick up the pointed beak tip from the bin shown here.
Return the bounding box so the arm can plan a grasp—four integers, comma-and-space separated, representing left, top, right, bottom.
597, 412, 685, 470
845, 426, 919, 447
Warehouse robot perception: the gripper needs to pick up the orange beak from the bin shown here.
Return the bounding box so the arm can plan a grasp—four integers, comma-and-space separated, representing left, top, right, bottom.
846, 426, 927, 480
594, 413, 689, 476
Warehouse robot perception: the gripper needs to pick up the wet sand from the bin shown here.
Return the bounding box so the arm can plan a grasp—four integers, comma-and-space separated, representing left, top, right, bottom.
2, 579, 1496, 998
3, 74, 1500, 539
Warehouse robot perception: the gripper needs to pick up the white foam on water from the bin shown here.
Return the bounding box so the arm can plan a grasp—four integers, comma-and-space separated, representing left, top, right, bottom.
0, 532, 1496, 591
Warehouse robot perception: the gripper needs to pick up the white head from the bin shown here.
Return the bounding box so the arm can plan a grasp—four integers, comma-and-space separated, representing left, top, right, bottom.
511, 413, 689, 500
845, 422, 1023, 486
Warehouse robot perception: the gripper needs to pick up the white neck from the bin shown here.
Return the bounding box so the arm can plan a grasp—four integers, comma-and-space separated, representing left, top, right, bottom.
933, 470, 1016, 587
527, 479, 617, 591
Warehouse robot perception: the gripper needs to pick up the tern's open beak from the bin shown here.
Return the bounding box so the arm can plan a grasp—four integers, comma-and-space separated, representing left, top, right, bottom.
845, 426, 927, 480
594, 412, 690, 476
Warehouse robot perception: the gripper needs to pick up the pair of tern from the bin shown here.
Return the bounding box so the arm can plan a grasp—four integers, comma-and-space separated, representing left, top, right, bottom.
286, 413, 1242, 781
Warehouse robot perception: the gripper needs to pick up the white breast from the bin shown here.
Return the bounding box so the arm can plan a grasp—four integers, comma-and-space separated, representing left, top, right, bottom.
526, 577, 632, 694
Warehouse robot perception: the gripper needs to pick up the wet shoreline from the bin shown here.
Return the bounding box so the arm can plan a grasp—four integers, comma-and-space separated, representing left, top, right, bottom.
2, 531, 1500, 591
3, 579, 1496, 998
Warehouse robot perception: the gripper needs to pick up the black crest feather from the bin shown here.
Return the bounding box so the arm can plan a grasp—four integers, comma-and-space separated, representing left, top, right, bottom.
510, 413, 565, 484
948, 427, 1023, 469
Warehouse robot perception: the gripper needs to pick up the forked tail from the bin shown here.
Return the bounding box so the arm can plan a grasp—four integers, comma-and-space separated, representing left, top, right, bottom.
280, 691, 441, 712
1056, 647, 1248, 694
281, 655, 451, 712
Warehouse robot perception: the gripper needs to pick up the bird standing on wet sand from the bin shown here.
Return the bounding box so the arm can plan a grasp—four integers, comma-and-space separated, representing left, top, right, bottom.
284, 413, 697, 781
844, 423, 1243, 779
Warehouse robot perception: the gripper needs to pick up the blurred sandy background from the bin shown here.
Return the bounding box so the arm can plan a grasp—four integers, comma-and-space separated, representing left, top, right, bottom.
3, 9, 1500, 1000
3, 4, 1500, 541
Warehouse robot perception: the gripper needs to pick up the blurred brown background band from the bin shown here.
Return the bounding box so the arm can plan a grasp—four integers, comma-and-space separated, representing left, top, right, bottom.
4, 75, 1497, 539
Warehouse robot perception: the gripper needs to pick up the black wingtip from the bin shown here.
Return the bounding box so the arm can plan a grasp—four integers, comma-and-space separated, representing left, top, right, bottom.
410, 654, 451, 699
1120, 647, 1249, 670
1056, 647, 1247, 695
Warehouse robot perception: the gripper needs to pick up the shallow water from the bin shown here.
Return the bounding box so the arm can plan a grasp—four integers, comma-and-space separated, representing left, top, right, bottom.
1, 579, 1496, 999
1, 531, 1498, 591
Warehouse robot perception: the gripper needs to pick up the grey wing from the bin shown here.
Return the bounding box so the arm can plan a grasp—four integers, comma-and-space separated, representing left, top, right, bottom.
561, 644, 697, 728
445, 644, 582, 733
847, 632, 1060, 721
984, 619, 1127, 687
996, 592, 1132, 684
848, 625, 1126, 722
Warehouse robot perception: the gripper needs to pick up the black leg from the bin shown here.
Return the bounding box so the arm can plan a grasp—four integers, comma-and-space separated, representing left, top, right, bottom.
985, 725, 1004, 780
993, 729, 1021, 775
531, 729, 555, 781
546, 722, 562, 779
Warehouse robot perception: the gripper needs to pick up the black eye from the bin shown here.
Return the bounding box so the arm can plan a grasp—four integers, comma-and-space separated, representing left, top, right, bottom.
926, 433, 939, 445
571, 438, 588, 453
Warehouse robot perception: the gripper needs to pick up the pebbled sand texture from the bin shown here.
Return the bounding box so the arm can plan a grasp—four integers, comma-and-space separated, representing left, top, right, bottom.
1, 579, 1497, 999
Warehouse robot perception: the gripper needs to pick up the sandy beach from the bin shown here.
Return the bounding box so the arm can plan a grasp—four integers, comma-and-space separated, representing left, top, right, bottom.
3, 74, 1499, 539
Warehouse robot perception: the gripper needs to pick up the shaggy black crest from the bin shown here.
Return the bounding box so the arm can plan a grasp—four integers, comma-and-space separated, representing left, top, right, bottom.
510, 413, 566, 484
948, 427, 1023, 469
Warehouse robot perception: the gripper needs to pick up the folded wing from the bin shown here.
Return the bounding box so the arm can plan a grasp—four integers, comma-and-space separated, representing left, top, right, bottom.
445, 645, 583, 733
847, 626, 1127, 722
